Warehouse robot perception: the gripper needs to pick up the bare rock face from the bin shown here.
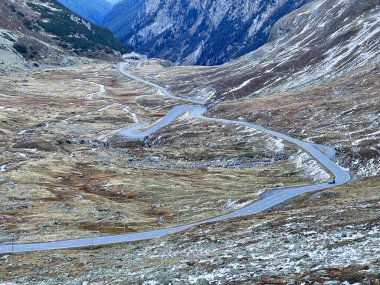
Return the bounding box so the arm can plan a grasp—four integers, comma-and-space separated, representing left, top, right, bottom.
103, 0, 312, 65
160, 0, 380, 102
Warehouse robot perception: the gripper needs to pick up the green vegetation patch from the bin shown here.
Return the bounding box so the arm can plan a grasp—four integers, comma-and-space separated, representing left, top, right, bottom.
26, 0, 128, 54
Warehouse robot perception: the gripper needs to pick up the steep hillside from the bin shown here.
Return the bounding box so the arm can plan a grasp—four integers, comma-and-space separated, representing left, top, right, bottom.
103, 0, 144, 42
57, 0, 112, 25
0, 0, 128, 74
150, 0, 380, 102
103, 0, 312, 65
131, 0, 380, 178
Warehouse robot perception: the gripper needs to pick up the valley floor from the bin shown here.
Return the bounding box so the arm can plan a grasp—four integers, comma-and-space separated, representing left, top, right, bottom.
0, 58, 379, 284
0, 63, 320, 244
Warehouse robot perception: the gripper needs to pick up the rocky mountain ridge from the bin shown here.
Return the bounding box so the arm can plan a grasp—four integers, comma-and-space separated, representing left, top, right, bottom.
103, 0, 312, 65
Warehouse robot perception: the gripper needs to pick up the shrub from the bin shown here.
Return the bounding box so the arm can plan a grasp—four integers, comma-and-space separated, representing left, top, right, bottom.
13, 43, 28, 54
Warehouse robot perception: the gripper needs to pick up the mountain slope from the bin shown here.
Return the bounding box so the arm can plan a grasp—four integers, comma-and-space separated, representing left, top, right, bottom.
103, 0, 312, 65
155, 0, 380, 102
0, 0, 128, 74
103, 0, 144, 42
131, 0, 380, 179
57, 0, 112, 25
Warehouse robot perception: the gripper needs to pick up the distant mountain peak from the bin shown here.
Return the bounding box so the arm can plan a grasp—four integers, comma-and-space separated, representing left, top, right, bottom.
103, 0, 312, 66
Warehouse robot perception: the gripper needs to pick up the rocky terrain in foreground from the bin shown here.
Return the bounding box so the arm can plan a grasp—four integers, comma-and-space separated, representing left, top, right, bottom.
0, 177, 379, 284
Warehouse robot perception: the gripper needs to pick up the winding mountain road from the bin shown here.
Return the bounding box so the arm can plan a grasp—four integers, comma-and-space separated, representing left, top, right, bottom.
0, 61, 351, 254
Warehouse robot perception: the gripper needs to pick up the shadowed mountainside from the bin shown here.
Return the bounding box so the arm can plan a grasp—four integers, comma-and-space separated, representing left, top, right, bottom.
103, 0, 312, 65
57, 0, 112, 25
